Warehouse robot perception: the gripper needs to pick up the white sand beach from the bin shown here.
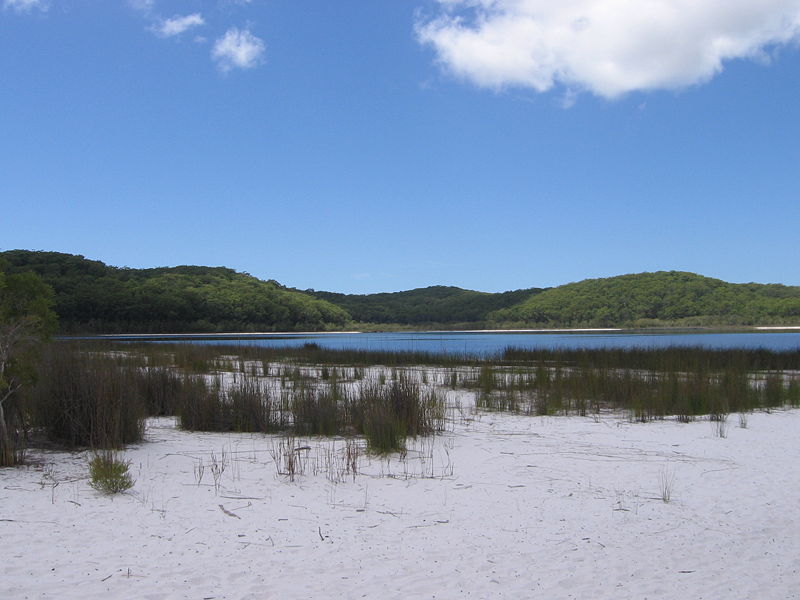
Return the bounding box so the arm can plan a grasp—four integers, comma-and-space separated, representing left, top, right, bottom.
3, 396, 799, 599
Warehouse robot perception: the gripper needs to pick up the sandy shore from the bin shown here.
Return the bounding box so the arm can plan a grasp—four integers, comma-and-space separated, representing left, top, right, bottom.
434, 328, 623, 333
3, 393, 800, 599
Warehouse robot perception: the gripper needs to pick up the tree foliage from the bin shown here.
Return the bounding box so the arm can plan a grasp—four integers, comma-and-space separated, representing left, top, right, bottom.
0, 251, 350, 333
0, 264, 57, 465
3, 253, 798, 332
308, 285, 543, 325
491, 271, 800, 327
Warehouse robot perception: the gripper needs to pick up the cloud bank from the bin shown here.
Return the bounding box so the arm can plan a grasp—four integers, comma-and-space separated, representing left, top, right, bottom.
152, 13, 205, 38
212, 27, 265, 72
417, 0, 800, 98
3, 0, 47, 13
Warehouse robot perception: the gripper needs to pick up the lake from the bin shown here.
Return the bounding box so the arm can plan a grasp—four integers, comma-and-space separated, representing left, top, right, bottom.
97, 330, 800, 356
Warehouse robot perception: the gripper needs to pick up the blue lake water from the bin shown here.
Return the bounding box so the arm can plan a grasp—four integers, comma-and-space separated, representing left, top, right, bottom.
98, 330, 800, 356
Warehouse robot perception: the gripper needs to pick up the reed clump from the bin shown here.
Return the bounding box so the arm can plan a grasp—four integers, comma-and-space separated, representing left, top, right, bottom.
132, 366, 184, 416
110, 340, 476, 370
171, 365, 445, 454
291, 383, 341, 436
177, 375, 284, 433
357, 374, 446, 453
466, 347, 799, 420
27, 346, 145, 448
27, 340, 800, 452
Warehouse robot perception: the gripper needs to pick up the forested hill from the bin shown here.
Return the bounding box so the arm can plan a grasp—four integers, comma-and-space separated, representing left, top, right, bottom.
4, 252, 799, 332
307, 286, 544, 325
0, 251, 350, 333
491, 271, 800, 327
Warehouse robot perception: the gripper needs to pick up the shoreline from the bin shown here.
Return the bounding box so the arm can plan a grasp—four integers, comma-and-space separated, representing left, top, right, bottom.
63, 326, 800, 339
424, 328, 623, 333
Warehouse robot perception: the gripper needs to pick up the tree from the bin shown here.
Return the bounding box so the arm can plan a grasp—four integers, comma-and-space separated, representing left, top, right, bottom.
0, 269, 57, 465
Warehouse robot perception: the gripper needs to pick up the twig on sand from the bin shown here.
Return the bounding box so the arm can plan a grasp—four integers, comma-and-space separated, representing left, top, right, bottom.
220, 495, 263, 500
218, 504, 241, 519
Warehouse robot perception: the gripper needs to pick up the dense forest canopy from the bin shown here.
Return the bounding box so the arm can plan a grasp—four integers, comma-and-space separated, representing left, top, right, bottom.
2, 252, 799, 332
491, 271, 800, 327
307, 286, 543, 325
0, 251, 349, 333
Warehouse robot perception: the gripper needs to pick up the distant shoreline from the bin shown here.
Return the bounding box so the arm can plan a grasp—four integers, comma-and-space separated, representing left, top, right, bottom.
424, 328, 623, 333
91, 331, 364, 338
62, 326, 800, 339
85, 328, 623, 338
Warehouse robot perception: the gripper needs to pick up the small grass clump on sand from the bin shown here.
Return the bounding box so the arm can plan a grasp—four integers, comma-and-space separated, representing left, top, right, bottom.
658, 465, 675, 503
88, 451, 134, 494
738, 412, 749, 428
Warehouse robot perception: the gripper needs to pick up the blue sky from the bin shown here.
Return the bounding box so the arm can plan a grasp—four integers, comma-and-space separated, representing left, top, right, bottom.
2, 0, 799, 294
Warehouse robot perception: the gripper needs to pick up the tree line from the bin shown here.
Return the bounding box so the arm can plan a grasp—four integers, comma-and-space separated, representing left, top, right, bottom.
490, 271, 800, 327
307, 285, 542, 325
2, 252, 799, 333
0, 251, 349, 333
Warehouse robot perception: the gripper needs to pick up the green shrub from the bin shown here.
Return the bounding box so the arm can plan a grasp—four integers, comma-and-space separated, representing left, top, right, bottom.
89, 451, 134, 494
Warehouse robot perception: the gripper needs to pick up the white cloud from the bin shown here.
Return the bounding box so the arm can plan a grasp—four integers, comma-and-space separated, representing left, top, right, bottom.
128, 0, 155, 13
417, 0, 800, 98
215, 0, 254, 7
3, 0, 47, 13
152, 13, 205, 38
212, 27, 265, 72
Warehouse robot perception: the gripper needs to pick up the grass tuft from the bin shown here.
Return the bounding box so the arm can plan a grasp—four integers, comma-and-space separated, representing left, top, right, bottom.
658, 465, 675, 503
89, 451, 134, 494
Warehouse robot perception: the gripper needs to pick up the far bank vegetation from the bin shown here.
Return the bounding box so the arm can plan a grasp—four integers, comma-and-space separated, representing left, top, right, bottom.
3, 251, 799, 333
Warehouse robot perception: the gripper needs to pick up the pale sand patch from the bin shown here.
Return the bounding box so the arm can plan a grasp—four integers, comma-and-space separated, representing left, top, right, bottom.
97, 331, 365, 337
3, 404, 799, 599
96, 328, 626, 338
437, 328, 623, 333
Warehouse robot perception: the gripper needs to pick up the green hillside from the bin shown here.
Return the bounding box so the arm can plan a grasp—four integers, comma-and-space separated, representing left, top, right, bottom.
491, 271, 800, 327
0, 251, 350, 333
4, 252, 799, 332
308, 286, 543, 325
